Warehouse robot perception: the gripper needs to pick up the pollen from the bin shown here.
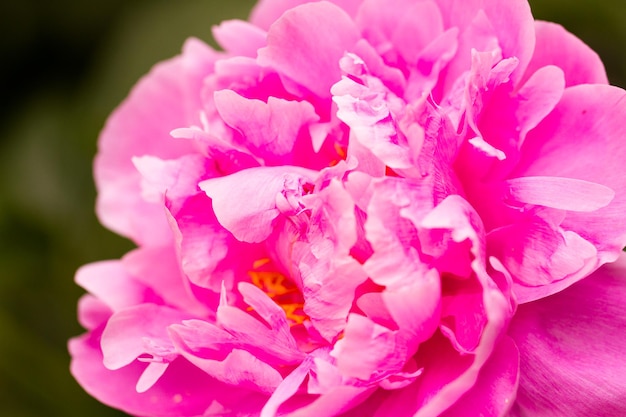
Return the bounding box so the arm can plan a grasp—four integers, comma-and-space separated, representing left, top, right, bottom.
248, 261, 308, 326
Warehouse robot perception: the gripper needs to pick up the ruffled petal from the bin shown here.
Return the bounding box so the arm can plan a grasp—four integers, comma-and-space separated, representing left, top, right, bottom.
200, 165, 316, 242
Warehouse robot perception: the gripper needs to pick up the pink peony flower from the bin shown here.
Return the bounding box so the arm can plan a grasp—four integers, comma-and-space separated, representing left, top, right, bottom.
69, 0, 626, 416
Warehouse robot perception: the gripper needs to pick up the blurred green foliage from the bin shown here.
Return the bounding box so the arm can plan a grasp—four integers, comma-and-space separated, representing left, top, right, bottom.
0, 1, 623, 416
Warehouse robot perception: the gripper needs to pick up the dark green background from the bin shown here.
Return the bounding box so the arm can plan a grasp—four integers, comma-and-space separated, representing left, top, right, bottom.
0, 1, 623, 416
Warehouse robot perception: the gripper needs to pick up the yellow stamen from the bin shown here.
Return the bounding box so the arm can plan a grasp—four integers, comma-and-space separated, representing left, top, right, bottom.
248, 262, 308, 326
252, 258, 271, 269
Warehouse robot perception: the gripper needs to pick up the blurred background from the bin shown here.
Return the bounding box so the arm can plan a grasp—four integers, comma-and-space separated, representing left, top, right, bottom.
0, 1, 624, 416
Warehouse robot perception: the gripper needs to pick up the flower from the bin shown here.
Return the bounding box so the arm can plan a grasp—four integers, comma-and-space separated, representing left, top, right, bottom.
69, 0, 626, 416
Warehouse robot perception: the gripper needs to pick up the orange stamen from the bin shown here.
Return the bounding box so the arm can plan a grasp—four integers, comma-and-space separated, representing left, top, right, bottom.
248, 262, 309, 326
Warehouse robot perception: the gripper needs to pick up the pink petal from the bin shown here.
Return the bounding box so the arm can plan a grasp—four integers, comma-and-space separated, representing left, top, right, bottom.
200, 166, 316, 243
212, 19, 266, 56
508, 254, 626, 416
381, 268, 441, 349
513, 84, 626, 261
355, 0, 444, 64
75, 261, 153, 312
260, 356, 314, 417
435, 0, 535, 87
100, 304, 190, 371
251, 0, 362, 31
69, 330, 247, 416
257, 2, 360, 98
297, 180, 368, 340
503, 176, 614, 212
76, 295, 111, 331
488, 216, 598, 303
95, 38, 216, 246
286, 385, 376, 417
214, 89, 319, 163
332, 314, 406, 381
174, 344, 283, 394
440, 336, 519, 417
122, 246, 213, 316
216, 284, 305, 364
521, 21, 608, 88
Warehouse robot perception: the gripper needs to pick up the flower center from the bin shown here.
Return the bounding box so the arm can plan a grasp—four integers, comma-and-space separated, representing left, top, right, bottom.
248, 258, 308, 326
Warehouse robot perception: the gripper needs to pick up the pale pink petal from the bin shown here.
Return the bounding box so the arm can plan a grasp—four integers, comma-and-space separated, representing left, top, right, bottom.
332, 314, 406, 381
508, 254, 626, 416
257, 2, 360, 98
76, 295, 111, 331
121, 246, 214, 316
522, 21, 608, 87
214, 89, 319, 163
95, 38, 216, 246
435, 0, 535, 87
381, 268, 441, 349
212, 19, 266, 56
503, 176, 614, 212
332, 72, 414, 171
75, 261, 155, 312
297, 180, 368, 340
251, 0, 362, 31
200, 166, 316, 242
132, 153, 215, 205
355, 0, 444, 65
100, 304, 190, 371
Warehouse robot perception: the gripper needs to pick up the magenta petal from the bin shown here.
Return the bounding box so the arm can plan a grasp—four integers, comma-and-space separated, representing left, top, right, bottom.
100, 304, 190, 371
488, 217, 598, 303
69, 330, 231, 417
260, 356, 314, 417
440, 336, 519, 417
122, 246, 212, 316
522, 21, 608, 87
513, 84, 626, 261
257, 2, 360, 98
508, 254, 626, 416
174, 344, 283, 394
